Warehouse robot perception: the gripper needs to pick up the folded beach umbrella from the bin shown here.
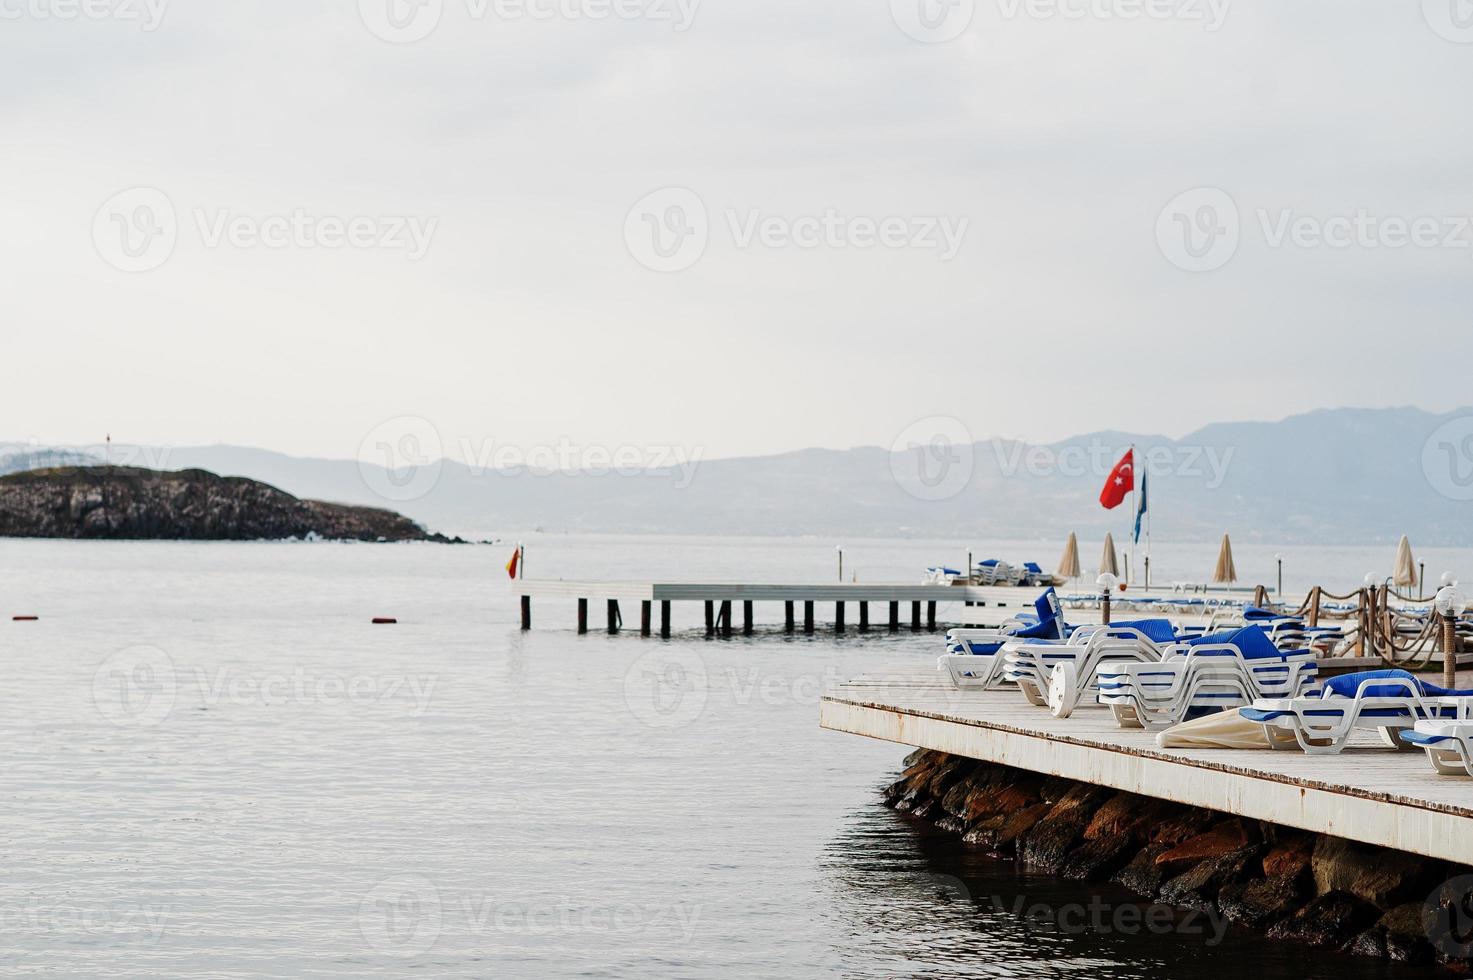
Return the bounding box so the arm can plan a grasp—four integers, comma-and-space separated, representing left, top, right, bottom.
1394, 535, 1417, 589
1099, 532, 1119, 578
1213, 534, 1237, 584
1058, 532, 1081, 580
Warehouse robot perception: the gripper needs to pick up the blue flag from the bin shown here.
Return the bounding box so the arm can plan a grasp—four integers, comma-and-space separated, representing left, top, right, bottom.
1133, 471, 1148, 544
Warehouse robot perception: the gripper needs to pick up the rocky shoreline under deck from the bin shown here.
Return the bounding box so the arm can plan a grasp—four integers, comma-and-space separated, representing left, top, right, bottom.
886, 749, 1473, 973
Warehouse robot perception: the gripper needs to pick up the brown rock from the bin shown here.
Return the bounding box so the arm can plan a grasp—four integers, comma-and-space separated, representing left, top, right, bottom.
1159, 844, 1265, 911
887, 752, 949, 809
1312, 836, 1442, 909
1060, 833, 1136, 881
1268, 891, 1381, 948
1154, 819, 1257, 875
1022, 784, 1114, 872
1145, 807, 1216, 848
1261, 832, 1314, 879
1347, 903, 1436, 964
1219, 874, 1307, 930
1083, 793, 1172, 842
1114, 842, 1175, 898
962, 772, 1044, 823
993, 802, 1054, 853
961, 813, 1008, 849
926, 758, 978, 802
940, 767, 992, 819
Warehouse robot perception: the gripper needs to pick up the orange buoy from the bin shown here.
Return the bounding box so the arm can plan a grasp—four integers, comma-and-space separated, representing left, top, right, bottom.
12, 615, 38, 621
372, 617, 398, 625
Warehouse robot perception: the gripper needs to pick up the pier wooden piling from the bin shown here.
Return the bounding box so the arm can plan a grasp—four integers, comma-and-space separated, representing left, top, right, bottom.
514, 581, 1025, 638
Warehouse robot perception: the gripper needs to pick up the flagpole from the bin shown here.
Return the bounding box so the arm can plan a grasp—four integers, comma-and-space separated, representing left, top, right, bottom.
1129, 444, 1137, 587
1145, 490, 1153, 590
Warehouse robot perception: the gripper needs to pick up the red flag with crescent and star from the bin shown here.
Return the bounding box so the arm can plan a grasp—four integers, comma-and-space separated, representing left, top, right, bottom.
1100, 449, 1135, 509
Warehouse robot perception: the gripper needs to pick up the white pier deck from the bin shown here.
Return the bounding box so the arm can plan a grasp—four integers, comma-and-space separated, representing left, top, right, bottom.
820, 662, 1473, 864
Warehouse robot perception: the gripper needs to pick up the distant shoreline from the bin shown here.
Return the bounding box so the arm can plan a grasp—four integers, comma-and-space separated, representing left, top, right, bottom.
0, 466, 464, 543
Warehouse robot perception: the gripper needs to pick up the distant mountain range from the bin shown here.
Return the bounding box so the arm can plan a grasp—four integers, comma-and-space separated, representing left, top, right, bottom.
5, 406, 1471, 544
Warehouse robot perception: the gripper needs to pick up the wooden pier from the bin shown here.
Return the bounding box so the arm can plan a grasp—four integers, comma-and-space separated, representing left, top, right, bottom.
821, 662, 1473, 864
510, 580, 1009, 636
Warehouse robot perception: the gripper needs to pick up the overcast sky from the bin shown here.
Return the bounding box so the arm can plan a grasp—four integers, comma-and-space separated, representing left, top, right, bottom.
4, 0, 1472, 465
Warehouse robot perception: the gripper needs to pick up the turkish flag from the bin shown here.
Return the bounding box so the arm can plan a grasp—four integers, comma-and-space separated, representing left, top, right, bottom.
1100, 449, 1135, 509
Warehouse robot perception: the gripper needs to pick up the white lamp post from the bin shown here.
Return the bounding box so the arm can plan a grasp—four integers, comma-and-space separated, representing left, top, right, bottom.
1436, 583, 1467, 690
1096, 572, 1119, 625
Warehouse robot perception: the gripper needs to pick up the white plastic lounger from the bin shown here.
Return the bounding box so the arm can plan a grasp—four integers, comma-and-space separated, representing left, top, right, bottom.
1097, 641, 1318, 730
1005, 621, 1182, 713
1241, 671, 1469, 755
1403, 714, 1473, 775
937, 588, 1068, 692
937, 628, 1018, 690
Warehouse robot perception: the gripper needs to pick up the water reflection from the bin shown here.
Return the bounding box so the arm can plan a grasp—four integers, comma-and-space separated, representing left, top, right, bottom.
823, 805, 1431, 980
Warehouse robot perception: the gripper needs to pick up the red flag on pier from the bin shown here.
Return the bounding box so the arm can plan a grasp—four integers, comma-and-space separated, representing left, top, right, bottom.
1099, 449, 1135, 509
505, 547, 520, 579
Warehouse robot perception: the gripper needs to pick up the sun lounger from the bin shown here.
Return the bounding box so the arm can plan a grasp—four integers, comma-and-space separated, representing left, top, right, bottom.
1403, 716, 1473, 775
938, 588, 1068, 690
1006, 617, 1185, 712
1242, 670, 1473, 755
1096, 625, 1318, 730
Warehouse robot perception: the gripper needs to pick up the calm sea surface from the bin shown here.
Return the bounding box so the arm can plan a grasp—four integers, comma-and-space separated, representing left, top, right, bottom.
0, 535, 1461, 977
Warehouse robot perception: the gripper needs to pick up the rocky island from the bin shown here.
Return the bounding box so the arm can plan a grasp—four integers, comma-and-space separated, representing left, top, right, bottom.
0, 466, 459, 542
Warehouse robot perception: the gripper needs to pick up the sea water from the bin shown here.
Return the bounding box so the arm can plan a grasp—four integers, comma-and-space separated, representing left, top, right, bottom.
0, 536, 1456, 977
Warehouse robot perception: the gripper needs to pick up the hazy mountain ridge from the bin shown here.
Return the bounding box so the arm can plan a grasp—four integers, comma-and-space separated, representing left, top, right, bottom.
6, 406, 1469, 544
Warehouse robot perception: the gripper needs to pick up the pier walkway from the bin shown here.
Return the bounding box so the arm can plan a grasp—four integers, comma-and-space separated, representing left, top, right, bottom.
820, 662, 1473, 864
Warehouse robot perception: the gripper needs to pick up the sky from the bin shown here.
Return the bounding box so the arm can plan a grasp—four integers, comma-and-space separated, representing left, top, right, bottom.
4, 0, 1473, 466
